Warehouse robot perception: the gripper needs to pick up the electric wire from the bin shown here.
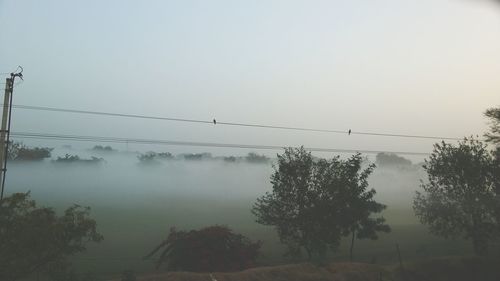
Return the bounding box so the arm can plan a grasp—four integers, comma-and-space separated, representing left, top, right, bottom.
10, 131, 430, 156
10, 104, 464, 141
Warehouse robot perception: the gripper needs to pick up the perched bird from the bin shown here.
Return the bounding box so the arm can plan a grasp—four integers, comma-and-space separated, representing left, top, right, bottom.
213, 119, 216, 125
348, 129, 351, 135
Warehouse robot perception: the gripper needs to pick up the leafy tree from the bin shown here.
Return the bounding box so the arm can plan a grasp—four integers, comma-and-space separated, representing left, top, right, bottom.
157, 152, 173, 159
341, 156, 391, 261
137, 152, 160, 164
182, 153, 212, 161
484, 107, 500, 145
144, 225, 261, 272
245, 152, 269, 163
7, 141, 52, 161
0, 192, 103, 281
375, 152, 412, 167
137, 151, 174, 164
54, 154, 104, 164
252, 147, 389, 260
414, 138, 499, 255
91, 145, 115, 152
223, 156, 237, 162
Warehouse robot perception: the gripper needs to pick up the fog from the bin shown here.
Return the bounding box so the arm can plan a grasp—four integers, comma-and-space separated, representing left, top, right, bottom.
1, 1, 499, 279
6, 146, 423, 213
4, 145, 473, 275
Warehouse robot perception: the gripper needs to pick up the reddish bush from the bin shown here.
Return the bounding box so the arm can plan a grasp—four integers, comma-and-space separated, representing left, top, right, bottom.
145, 225, 261, 272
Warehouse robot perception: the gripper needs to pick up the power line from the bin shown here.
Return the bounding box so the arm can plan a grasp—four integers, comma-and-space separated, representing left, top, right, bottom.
10, 104, 464, 141
10, 131, 430, 156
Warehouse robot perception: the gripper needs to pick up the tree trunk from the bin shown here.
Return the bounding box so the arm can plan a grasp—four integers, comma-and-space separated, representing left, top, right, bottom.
350, 230, 356, 262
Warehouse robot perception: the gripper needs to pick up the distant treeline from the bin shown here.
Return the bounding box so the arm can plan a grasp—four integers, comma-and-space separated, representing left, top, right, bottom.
7, 142, 421, 169
52, 154, 105, 164
8, 142, 52, 161
137, 151, 271, 164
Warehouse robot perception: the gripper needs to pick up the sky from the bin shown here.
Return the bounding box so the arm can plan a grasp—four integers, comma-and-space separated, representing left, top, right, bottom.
0, 0, 499, 158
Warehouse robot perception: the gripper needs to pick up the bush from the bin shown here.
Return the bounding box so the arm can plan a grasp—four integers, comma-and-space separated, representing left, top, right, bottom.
0, 192, 102, 281
375, 152, 412, 167
145, 225, 262, 272
137, 152, 158, 163
183, 153, 212, 160
223, 156, 237, 162
137, 152, 174, 164
157, 152, 173, 159
91, 145, 114, 152
54, 154, 104, 164
245, 152, 269, 163
8, 142, 52, 161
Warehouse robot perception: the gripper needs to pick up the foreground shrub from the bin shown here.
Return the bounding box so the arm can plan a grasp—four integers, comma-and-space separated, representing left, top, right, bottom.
0, 192, 103, 281
145, 225, 261, 272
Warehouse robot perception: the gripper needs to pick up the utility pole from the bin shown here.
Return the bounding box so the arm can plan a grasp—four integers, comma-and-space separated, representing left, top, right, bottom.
0, 67, 23, 200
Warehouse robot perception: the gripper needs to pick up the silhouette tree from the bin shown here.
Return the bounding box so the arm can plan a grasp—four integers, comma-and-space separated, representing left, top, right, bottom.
245, 152, 269, 163
144, 225, 261, 272
484, 107, 500, 145
341, 156, 391, 261
375, 152, 412, 167
7, 141, 52, 161
252, 147, 389, 261
414, 138, 499, 255
0, 192, 103, 281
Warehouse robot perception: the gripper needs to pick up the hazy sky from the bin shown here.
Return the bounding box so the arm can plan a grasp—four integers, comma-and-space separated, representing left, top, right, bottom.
0, 0, 499, 157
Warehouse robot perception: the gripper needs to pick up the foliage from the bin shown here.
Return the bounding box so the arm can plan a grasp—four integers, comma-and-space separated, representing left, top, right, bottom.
413, 138, 500, 255
246, 152, 269, 163
137, 152, 160, 164
252, 147, 389, 260
54, 154, 104, 164
92, 145, 115, 152
0, 192, 103, 281
375, 152, 412, 167
223, 156, 237, 162
137, 152, 173, 164
144, 225, 261, 272
183, 153, 212, 160
157, 152, 173, 159
7, 141, 52, 161
484, 107, 500, 145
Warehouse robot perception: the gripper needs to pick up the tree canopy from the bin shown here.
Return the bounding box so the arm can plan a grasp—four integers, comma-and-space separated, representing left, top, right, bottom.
375, 152, 412, 167
0, 192, 103, 281
414, 138, 500, 255
252, 147, 389, 260
484, 107, 500, 145
7, 142, 52, 161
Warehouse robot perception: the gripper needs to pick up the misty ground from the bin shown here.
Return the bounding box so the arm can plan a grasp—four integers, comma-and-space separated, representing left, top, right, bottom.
6, 147, 485, 279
